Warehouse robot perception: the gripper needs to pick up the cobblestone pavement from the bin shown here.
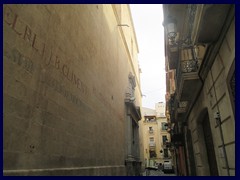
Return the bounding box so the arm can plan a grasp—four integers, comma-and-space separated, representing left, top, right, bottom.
142, 169, 177, 176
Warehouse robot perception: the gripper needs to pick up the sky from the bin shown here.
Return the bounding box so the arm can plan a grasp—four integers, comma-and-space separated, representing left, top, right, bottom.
130, 4, 166, 109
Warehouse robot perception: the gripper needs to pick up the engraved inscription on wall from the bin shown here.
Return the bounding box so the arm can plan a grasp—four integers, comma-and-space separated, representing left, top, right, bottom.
4, 5, 122, 119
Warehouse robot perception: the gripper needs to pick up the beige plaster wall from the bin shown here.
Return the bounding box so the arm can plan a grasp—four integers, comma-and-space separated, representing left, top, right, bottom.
3, 4, 141, 176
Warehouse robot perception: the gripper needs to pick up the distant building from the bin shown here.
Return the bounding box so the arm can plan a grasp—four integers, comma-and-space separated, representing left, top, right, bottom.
156, 102, 166, 117
141, 103, 171, 167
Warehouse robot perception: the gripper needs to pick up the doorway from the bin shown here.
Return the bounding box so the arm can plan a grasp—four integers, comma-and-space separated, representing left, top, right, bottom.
202, 111, 219, 176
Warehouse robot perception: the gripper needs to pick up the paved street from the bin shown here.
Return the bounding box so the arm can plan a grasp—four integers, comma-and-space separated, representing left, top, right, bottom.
142, 169, 177, 176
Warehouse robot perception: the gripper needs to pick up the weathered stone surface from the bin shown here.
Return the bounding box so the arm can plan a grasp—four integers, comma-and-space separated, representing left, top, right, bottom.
3, 4, 142, 176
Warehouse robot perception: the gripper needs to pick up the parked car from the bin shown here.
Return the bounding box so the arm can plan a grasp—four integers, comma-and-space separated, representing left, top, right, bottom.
162, 160, 174, 173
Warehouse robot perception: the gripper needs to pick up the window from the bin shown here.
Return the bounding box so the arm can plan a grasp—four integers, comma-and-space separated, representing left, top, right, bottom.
162, 122, 167, 130
149, 127, 153, 134
163, 148, 168, 158
149, 137, 154, 142
149, 150, 157, 158
162, 135, 168, 143
132, 119, 135, 144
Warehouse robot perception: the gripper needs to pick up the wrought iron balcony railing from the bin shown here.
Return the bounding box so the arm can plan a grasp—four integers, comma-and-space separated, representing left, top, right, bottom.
181, 59, 200, 73
149, 130, 154, 134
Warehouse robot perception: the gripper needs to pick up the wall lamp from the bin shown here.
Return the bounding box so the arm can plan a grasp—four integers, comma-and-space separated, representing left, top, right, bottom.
163, 16, 177, 44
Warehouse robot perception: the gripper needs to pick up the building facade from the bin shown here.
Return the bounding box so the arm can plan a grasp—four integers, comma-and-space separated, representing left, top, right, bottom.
155, 102, 166, 117
142, 104, 171, 168
3, 4, 142, 176
163, 4, 235, 176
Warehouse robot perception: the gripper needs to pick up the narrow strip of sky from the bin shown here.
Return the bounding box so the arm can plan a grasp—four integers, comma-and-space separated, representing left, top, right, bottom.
130, 4, 166, 109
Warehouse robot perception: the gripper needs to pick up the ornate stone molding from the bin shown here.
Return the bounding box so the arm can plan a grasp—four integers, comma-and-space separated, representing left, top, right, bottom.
125, 72, 136, 100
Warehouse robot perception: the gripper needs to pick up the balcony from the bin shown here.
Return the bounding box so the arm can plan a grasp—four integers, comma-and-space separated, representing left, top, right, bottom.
149, 130, 154, 134
144, 117, 157, 123
167, 45, 206, 123
164, 4, 232, 47
149, 142, 156, 147
162, 141, 172, 149
176, 45, 206, 102
196, 5, 233, 44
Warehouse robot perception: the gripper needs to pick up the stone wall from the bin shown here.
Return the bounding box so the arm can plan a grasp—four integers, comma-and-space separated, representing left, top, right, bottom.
189, 16, 235, 176
3, 4, 141, 176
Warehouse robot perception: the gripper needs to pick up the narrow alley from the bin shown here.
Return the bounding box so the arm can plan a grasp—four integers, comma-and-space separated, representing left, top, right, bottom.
3, 4, 235, 176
